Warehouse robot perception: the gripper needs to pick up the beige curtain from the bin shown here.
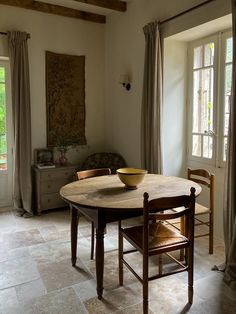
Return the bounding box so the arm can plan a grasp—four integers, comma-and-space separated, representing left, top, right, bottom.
223, 1, 236, 290
8, 31, 33, 216
141, 21, 163, 174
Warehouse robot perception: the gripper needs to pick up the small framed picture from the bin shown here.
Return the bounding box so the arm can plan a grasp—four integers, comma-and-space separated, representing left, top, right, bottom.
34, 148, 54, 164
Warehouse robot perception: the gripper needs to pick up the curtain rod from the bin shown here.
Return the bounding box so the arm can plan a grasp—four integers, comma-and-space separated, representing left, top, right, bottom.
160, 0, 216, 25
0, 31, 30, 38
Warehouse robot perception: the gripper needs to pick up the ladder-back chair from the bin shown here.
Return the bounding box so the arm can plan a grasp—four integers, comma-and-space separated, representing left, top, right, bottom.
188, 168, 214, 254
76, 168, 111, 259
118, 188, 196, 314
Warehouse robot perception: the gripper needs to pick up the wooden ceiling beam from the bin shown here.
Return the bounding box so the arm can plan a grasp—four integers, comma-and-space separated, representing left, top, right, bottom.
0, 0, 106, 24
72, 0, 127, 12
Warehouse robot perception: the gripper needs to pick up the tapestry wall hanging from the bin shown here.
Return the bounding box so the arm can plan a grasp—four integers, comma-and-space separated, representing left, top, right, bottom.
46, 51, 86, 147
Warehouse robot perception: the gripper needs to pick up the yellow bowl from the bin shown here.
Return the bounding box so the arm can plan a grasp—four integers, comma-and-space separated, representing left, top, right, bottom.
116, 168, 147, 189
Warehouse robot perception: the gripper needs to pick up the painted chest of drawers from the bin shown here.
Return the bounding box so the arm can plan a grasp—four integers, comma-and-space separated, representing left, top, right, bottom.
33, 164, 77, 214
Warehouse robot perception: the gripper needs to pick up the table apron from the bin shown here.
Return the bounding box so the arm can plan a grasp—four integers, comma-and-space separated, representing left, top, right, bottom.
71, 204, 143, 229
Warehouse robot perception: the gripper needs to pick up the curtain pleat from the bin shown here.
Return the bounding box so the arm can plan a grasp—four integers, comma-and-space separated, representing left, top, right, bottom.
8, 31, 33, 215
223, 1, 236, 290
141, 21, 162, 174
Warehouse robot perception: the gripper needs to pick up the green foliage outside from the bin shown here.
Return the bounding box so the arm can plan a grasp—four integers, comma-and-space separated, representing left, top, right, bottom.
0, 67, 7, 155
0, 67, 5, 82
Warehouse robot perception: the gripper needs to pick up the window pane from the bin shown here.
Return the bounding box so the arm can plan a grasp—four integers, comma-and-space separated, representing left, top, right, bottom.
0, 76, 7, 171
226, 37, 233, 63
225, 64, 232, 95
223, 137, 228, 162
203, 136, 213, 158
204, 42, 214, 66
224, 112, 230, 136
192, 135, 201, 157
222, 39, 233, 162
193, 68, 214, 133
0, 67, 5, 83
224, 64, 232, 136
193, 46, 203, 69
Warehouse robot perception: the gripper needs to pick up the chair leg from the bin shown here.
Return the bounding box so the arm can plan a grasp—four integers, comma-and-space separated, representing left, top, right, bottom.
209, 213, 214, 254
180, 249, 185, 261
188, 279, 193, 304
118, 221, 123, 286
180, 217, 185, 260
90, 222, 95, 260
143, 254, 149, 314
71, 205, 79, 266
143, 285, 149, 314
188, 247, 194, 304
158, 254, 163, 275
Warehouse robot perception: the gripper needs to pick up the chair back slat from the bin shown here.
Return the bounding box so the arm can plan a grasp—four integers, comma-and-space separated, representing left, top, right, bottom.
77, 168, 111, 180
187, 168, 214, 188
189, 177, 210, 187
148, 195, 192, 211
188, 168, 211, 179
148, 208, 190, 221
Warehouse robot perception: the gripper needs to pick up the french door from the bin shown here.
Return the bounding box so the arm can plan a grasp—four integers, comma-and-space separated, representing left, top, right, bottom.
188, 30, 232, 167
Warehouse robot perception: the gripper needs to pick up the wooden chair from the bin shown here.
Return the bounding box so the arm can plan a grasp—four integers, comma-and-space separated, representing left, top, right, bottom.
187, 168, 214, 254
76, 168, 111, 260
118, 188, 196, 314
81, 152, 127, 174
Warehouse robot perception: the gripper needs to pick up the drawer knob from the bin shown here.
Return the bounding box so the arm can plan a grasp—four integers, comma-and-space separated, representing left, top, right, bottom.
47, 199, 51, 203
48, 185, 51, 189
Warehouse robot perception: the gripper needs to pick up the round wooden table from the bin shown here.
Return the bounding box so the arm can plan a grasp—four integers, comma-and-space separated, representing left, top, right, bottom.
60, 173, 201, 299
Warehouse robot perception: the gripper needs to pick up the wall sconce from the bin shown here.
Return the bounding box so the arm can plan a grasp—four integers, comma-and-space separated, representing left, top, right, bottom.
119, 74, 131, 91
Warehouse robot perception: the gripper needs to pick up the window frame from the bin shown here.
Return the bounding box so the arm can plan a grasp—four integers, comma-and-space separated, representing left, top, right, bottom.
0, 58, 13, 174
187, 29, 232, 167
217, 30, 232, 167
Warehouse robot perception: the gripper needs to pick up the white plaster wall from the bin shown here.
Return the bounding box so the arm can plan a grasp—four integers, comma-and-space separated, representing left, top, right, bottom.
163, 40, 188, 177
0, 5, 106, 165
105, 0, 231, 169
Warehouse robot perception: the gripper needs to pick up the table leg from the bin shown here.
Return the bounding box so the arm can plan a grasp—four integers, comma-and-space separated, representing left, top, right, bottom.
96, 227, 105, 299
71, 205, 79, 266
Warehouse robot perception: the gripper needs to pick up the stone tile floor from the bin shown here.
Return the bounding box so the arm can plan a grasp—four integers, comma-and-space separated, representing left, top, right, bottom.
0, 207, 235, 314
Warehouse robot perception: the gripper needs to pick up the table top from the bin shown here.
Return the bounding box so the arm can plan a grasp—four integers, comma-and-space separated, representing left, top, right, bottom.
60, 174, 201, 211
